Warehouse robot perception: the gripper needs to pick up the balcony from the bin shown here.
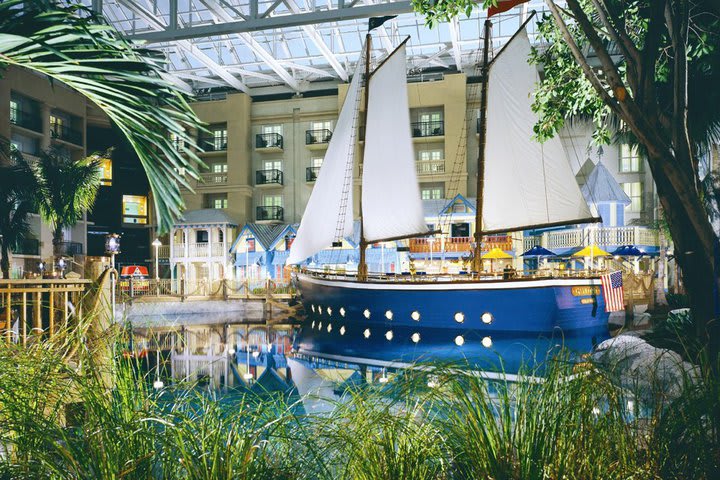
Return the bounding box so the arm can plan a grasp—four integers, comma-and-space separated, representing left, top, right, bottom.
256, 205, 284, 222
522, 226, 660, 252
10, 110, 42, 133
409, 235, 512, 254
172, 242, 226, 258
305, 129, 332, 149
416, 159, 445, 175
50, 124, 83, 146
411, 120, 444, 139
255, 133, 283, 152
306, 166, 320, 182
256, 169, 283, 186
198, 136, 227, 153
200, 171, 228, 185
10, 238, 40, 256
55, 241, 83, 256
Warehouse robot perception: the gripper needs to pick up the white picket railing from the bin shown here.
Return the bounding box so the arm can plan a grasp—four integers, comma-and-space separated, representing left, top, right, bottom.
523, 226, 660, 251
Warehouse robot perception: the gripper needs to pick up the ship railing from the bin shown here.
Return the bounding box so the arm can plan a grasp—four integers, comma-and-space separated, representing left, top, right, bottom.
299, 267, 608, 282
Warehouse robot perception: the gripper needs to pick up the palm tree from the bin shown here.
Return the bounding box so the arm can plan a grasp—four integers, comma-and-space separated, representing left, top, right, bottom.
0, 147, 38, 279
0, 0, 205, 233
34, 148, 102, 255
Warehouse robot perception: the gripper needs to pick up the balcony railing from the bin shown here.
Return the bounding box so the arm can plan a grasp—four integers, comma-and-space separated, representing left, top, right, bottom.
200, 172, 228, 185
257, 205, 284, 222
411, 120, 444, 138
416, 159, 445, 175
50, 124, 82, 145
409, 235, 512, 254
306, 166, 320, 182
256, 169, 283, 186
255, 133, 283, 149
305, 129, 332, 145
156, 245, 170, 259
10, 238, 40, 256
171, 242, 226, 258
55, 241, 83, 256
10, 109, 42, 132
198, 135, 227, 152
522, 226, 661, 252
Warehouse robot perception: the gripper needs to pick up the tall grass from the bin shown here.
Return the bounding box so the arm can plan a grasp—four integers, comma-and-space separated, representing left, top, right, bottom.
0, 314, 718, 479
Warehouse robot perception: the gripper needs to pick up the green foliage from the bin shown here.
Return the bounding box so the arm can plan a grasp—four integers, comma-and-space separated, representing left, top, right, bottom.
0, 0, 205, 233
33, 147, 102, 247
0, 314, 719, 478
644, 308, 702, 360
0, 145, 37, 278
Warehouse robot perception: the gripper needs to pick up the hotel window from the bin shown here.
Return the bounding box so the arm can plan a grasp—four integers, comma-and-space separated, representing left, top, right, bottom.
246, 237, 256, 252
262, 124, 283, 147
622, 182, 643, 212
311, 157, 323, 168
97, 156, 112, 186
212, 163, 228, 173
263, 194, 282, 207
10, 133, 39, 156
619, 144, 642, 172
49, 113, 65, 133
417, 150, 444, 173
263, 160, 282, 172
210, 125, 227, 151
122, 195, 148, 225
420, 184, 444, 200
312, 120, 333, 131
9, 99, 18, 124
418, 111, 443, 136
204, 193, 228, 209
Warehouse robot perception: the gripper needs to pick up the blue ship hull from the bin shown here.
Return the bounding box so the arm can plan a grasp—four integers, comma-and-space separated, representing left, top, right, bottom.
295, 273, 610, 372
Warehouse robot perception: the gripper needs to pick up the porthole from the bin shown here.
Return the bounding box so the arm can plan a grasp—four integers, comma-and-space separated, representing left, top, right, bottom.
411, 332, 421, 343
454, 312, 465, 323
411, 311, 420, 321
385, 310, 393, 320
481, 336, 492, 348
481, 312, 493, 324
455, 335, 465, 346
385, 330, 394, 341
363, 309, 371, 319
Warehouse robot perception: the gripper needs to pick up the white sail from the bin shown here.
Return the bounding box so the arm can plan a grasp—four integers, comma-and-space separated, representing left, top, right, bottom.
361, 44, 428, 242
287, 50, 365, 264
481, 29, 596, 234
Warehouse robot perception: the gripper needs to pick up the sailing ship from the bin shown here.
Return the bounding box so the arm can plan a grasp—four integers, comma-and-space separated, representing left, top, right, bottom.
286, 18, 610, 368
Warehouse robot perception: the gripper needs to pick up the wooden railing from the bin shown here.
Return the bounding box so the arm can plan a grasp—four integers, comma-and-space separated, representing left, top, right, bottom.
523, 226, 660, 251
0, 279, 91, 344
409, 235, 512, 253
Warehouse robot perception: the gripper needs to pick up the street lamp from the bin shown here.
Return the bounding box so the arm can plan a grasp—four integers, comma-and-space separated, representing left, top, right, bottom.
152, 239, 162, 280
57, 258, 66, 279
37, 261, 45, 277
105, 234, 121, 324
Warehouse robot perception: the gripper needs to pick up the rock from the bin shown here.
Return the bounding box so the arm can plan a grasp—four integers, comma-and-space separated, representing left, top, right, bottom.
591, 333, 699, 404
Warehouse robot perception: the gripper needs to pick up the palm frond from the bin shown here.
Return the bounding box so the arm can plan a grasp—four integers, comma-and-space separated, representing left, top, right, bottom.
0, 0, 204, 232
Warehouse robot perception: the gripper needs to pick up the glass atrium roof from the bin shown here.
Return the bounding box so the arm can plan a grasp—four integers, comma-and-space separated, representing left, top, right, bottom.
84, 0, 552, 95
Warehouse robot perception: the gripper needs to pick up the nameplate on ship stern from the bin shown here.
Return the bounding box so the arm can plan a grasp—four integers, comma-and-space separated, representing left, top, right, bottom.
571, 286, 601, 297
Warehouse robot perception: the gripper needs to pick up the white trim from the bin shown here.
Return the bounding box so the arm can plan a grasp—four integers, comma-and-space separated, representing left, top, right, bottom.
298, 273, 602, 291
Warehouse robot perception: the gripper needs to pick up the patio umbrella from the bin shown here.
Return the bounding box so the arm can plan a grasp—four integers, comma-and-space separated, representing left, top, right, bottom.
571, 245, 611, 258
611, 245, 645, 257
521, 246, 557, 257
482, 247, 513, 273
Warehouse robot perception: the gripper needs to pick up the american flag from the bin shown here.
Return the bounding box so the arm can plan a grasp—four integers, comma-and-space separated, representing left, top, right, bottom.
601, 271, 625, 312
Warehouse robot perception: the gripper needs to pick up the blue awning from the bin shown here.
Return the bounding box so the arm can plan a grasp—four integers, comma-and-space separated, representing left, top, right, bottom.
234, 251, 266, 267
272, 250, 290, 265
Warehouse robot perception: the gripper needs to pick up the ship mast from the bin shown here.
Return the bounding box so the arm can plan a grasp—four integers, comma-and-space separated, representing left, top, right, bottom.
358, 34, 372, 281
473, 19, 492, 273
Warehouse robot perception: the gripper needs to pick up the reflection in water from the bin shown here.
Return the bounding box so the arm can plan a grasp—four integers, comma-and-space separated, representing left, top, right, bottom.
134, 314, 609, 399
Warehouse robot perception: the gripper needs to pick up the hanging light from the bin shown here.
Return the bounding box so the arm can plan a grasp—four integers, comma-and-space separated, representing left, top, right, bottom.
411, 311, 420, 321
454, 312, 465, 323
411, 332, 421, 343
481, 312, 493, 324
454, 335, 465, 346
481, 336, 493, 348
153, 379, 164, 389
